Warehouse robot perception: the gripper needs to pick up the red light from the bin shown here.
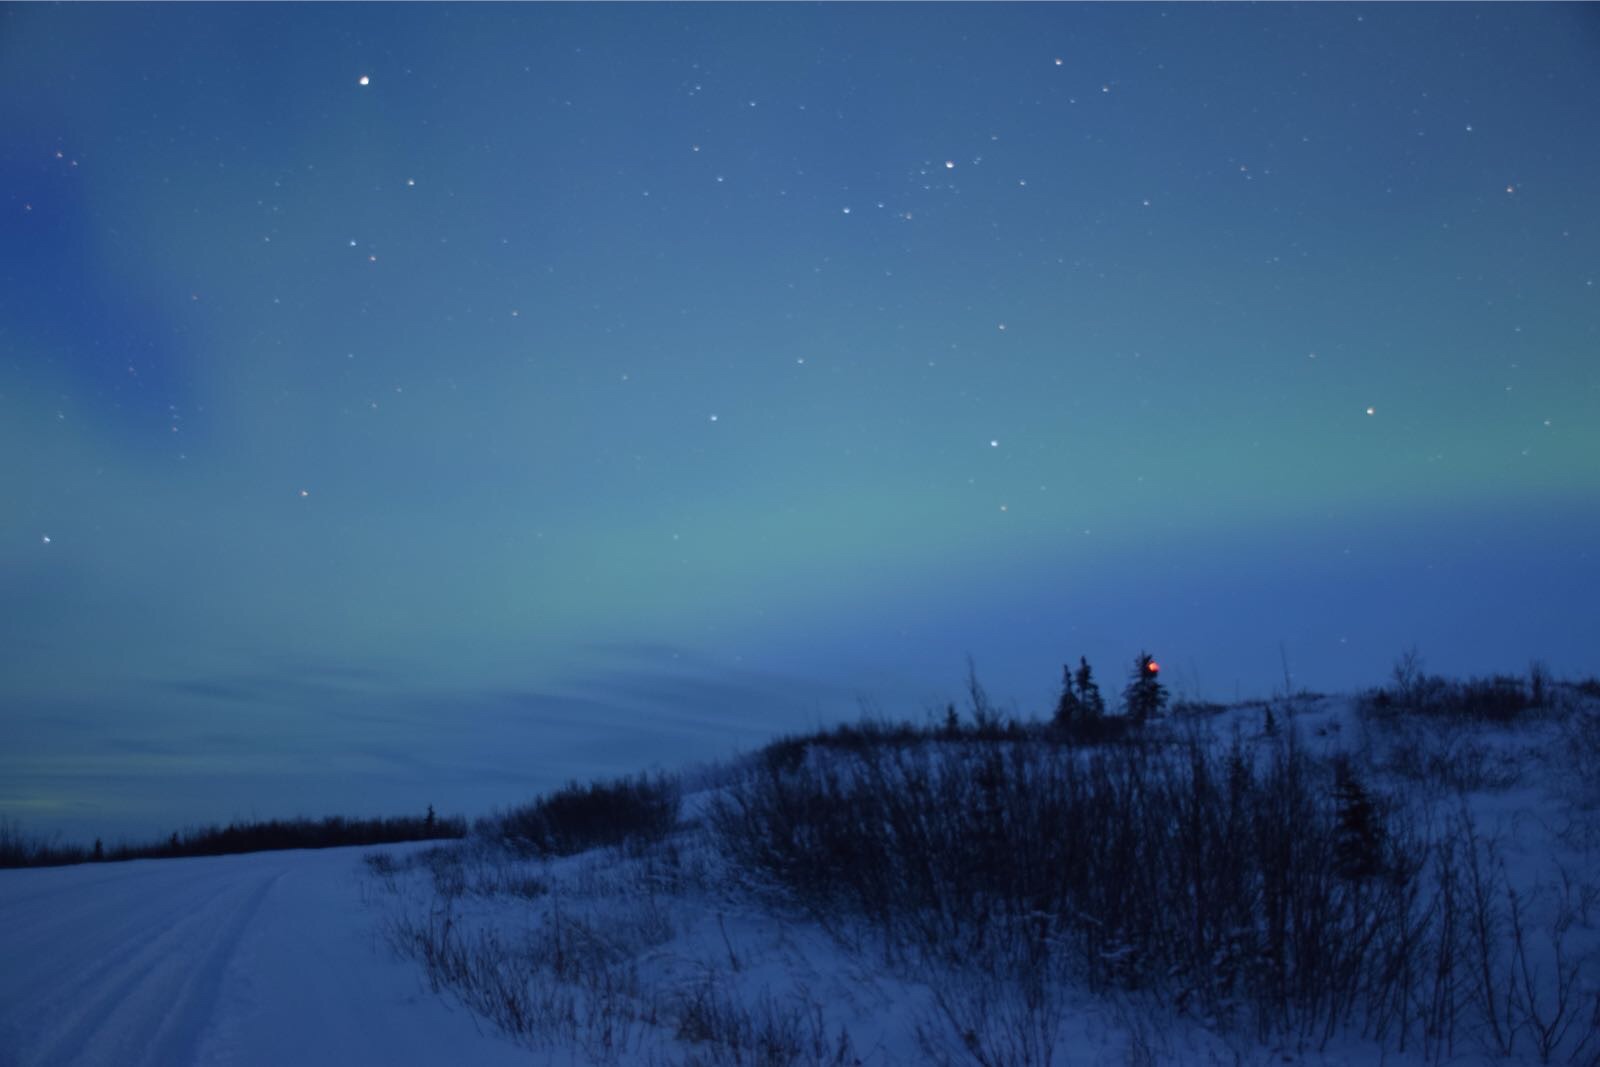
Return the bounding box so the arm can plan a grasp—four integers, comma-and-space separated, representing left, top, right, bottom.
1148, 661, 1160, 674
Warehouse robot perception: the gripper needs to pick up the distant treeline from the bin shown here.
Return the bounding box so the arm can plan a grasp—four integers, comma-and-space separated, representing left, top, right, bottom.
0, 809, 466, 870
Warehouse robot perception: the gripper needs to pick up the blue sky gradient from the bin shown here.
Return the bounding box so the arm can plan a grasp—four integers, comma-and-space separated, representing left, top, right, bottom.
2, 3, 1597, 841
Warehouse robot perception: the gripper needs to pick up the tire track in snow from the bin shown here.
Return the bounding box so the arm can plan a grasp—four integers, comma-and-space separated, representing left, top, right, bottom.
0, 859, 280, 1067
9, 877, 240, 1022
0, 848, 532, 1067
128, 869, 282, 1067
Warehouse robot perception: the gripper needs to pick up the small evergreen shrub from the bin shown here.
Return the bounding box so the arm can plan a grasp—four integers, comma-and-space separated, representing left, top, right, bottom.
1331, 754, 1384, 880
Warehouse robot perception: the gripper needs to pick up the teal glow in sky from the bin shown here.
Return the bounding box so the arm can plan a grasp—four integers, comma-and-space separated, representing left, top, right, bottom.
3, 3, 1597, 841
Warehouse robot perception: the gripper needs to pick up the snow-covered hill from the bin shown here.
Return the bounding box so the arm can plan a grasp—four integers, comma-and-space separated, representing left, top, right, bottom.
4, 684, 1598, 1065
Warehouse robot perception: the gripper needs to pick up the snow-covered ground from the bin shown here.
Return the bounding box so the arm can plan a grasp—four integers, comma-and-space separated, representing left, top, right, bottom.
4, 687, 1598, 1066
349, 692, 1600, 1066
0, 843, 527, 1067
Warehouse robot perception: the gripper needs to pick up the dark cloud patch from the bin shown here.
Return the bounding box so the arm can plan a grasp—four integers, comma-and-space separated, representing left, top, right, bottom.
548, 663, 852, 737
154, 664, 383, 709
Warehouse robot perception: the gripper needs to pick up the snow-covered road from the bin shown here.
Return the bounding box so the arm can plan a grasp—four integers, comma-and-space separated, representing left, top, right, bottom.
0, 846, 527, 1067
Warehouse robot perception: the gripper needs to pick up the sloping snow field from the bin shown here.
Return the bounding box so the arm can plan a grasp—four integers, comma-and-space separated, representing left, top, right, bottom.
4, 691, 1598, 1066
0, 844, 526, 1067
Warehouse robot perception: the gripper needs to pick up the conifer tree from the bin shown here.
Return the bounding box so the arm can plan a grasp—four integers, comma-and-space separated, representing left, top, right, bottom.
1054, 663, 1084, 729
1124, 652, 1168, 724
1332, 755, 1383, 880
1074, 657, 1106, 720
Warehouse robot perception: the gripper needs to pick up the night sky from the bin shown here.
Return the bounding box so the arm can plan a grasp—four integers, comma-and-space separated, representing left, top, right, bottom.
3, 3, 1597, 842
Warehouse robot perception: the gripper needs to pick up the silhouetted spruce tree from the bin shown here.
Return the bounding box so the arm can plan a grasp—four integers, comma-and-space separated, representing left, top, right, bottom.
1332, 755, 1383, 880
1053, 663, 1085, 730
1124, 652, 1168, 724
1529, 661, 1549, 708
425, 804, 436, 832
92, 838, 103, 862
1074, 657, 1106, 720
